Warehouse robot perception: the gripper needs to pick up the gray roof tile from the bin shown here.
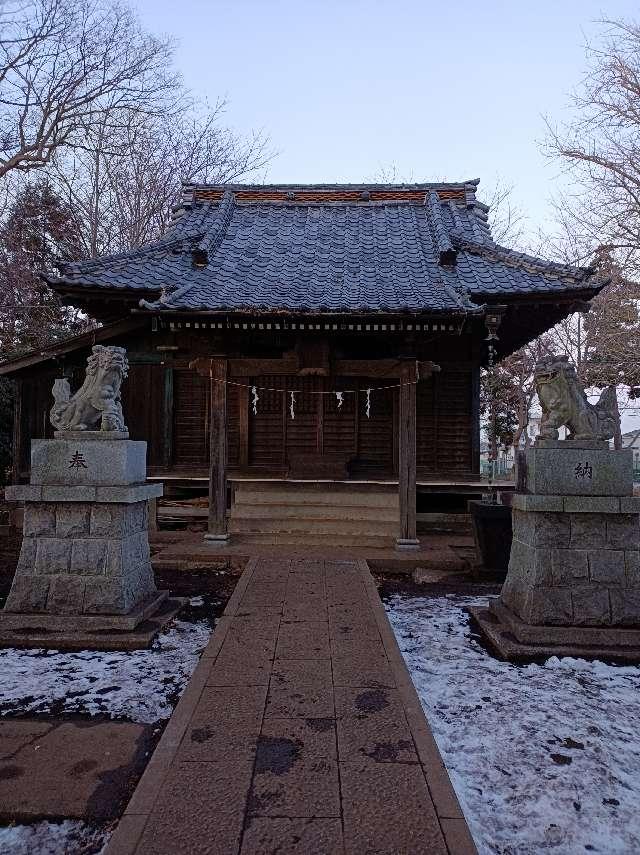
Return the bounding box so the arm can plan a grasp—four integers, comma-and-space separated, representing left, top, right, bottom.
45, 183, 604, 315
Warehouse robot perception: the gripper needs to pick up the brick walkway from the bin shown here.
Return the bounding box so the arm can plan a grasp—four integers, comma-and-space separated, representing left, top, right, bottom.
107, 558, 476, 855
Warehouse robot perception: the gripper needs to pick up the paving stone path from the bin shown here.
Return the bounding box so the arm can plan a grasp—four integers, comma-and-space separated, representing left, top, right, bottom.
107, 558, 476, 855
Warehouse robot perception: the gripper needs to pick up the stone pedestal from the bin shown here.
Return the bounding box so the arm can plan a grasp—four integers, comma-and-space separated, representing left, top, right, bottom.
1, 434, 177, 650
472, 440, 640, 663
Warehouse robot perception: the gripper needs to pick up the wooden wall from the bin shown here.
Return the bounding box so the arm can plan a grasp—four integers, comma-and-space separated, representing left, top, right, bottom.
120, 363, 166, 469
11, 326, 480, 481
130, 368, 476, 478
416, 365, 475, 476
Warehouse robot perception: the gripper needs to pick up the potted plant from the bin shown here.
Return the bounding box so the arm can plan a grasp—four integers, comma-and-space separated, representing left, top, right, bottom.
469, 489, 512, 579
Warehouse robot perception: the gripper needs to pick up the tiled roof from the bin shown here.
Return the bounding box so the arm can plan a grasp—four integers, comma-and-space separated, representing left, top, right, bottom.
45, 182, 604, 316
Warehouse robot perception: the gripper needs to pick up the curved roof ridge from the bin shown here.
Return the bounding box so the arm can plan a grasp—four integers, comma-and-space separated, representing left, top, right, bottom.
48, 231, 202, 281
194, 190, 236, 261
408, 205, 477, 314
451, 231, 598, 280
425, 191, 454, 259
183, 179, 481, 192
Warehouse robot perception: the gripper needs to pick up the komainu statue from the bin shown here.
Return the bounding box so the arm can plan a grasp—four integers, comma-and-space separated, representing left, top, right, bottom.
535, 354, 619, 441
50, 346, 129, 433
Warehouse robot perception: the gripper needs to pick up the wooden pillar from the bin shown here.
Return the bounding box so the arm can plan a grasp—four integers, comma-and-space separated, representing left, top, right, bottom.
239, 384, 249, 469
148, 497, 158, 533
205, 357, 228, 541
162, 366, 174, 470
397, 360, 419, 549
470, 363, 481, 474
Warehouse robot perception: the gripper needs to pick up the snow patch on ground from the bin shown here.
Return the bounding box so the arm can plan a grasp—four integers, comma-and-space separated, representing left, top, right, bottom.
0, 820, 109, 855
0, 598, 214, 853
386, 593, 640, 855
0, 609, 210, 724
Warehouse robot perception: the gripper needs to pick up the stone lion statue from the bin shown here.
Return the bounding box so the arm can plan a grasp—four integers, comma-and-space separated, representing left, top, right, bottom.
535, 354, 619, 441
50, 346, 129, 433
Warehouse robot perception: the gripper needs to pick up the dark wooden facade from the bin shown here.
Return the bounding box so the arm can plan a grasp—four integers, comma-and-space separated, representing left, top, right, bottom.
10, 318, 480, 486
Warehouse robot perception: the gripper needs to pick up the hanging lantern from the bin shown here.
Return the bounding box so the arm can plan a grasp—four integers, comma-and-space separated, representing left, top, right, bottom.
251, 385, 259, 415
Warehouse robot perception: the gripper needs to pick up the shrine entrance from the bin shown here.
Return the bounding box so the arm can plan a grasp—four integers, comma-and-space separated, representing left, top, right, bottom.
245, 375, 396, 480
190, 356, 434, 545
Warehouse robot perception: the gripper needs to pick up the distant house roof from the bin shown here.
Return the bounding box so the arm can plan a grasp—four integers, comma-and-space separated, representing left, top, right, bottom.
621, 429, 640, 448
45, 181, 605, 316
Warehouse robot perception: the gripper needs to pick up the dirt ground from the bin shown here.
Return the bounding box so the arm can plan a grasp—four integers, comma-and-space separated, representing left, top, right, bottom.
374, 571, 502, 602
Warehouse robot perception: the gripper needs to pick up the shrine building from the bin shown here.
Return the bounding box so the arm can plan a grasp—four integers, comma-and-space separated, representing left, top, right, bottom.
0, 181, 606, 546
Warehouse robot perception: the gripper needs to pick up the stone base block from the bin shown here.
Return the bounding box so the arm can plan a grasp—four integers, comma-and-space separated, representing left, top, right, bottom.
4, 497, 160, 618
31, 438, 146, 487
5, 483, 163, 503
470, 604, 640, 665
502, 502, 640, 627
0, 590, 169, 633
489, 599, 640, 647
523, 444, 632, 496
0, 596, 184, 651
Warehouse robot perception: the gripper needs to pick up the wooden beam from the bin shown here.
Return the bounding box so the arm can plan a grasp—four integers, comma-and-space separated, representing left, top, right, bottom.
204, 356, 442, 381
204, 358, 228, 541
239, 384, 249, 468
0, 317, 147, 376
353, 377, 360, 456
470, 352, 481, 474
227, 355, 299, 377
282, 385, 288, 466
317, 380, 324, 454
397, 360, 419, 548
335, 359, 439, 379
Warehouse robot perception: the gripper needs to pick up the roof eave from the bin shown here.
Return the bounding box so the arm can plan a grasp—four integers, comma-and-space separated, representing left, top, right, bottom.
469, 281, 607, 306
47, 279, 163, 298
0, 317, 148, 376
132, 305, 483, 319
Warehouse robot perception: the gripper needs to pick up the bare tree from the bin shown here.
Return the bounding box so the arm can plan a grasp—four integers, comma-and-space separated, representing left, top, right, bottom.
545, 18, 640, 277
534, 19, 640, 433
50, 100, 273, 257
0, 0, 178, 179
481, 179, 527, 247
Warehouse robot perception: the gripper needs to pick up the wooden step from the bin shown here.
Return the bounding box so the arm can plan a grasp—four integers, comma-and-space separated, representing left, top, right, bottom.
229, 482, 400, 544
229, 516, 398, 537
234, 488, 399, 509
231, 503, 398, 522
417, 513, 472, 535
226, 531, 395, 548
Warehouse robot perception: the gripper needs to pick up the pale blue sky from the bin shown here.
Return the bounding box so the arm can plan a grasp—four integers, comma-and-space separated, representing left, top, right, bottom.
133, 0, 638, 238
